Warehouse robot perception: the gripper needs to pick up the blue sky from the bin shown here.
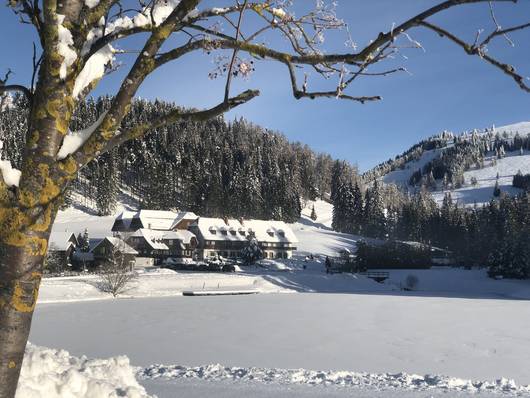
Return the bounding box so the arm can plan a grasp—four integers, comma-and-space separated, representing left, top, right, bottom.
1, 1, 530, 171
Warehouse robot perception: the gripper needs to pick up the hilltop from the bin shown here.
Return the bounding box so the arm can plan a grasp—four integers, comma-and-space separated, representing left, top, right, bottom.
365, 122, 530, 206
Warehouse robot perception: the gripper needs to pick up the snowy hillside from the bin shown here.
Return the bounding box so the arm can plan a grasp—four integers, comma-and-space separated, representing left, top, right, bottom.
432, 150, 530, 205
377, 122, 530, 206
293, 199, 360, 256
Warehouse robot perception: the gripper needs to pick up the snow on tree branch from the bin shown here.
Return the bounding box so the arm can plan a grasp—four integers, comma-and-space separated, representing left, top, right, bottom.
57, 14, 77, 80
0, 140, 21, 187
57, 111, 108, 160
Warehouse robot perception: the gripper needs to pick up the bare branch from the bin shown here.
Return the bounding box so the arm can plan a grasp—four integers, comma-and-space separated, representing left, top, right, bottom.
285, 62, 380, 103
488, 1, 514, 46
480, 21, 530, 47
30, 42, 43, 93
224, 0, 248, 102
419, 20, 530, 93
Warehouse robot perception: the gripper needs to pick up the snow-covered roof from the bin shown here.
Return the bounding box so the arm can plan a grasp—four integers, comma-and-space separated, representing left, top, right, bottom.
192, 218, 248, 242
170, 212, 198, 230
130, 228, 196, 248
48, 231, 77, 251
130, 229, 169, 250
245, 219, 298, 244
191, 218, 298, 243
112, 210, 137, 230
113, 209, 199, 231
116, 210, 137, 220
163, 230, 196, 245
135, 210, 179, 230
91, 237, 138, 255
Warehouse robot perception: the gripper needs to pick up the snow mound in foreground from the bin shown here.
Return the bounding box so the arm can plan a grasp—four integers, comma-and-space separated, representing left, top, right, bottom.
140, 363, 530, 395
17, 344, 151, 398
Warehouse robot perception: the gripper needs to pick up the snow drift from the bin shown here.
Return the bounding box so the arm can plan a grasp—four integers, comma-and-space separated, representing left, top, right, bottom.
140, 363, 530, 395
17, 344, 151, 398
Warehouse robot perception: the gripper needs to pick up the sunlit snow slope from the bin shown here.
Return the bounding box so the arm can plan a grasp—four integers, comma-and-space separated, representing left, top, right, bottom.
379, 122, 530, 206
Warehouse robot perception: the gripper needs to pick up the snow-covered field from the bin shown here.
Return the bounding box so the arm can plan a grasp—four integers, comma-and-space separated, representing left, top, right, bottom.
20, 198, 530, 397
30, 294, 530, 397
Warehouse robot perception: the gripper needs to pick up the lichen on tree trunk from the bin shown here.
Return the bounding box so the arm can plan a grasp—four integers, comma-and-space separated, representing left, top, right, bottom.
0, 61, 73, 396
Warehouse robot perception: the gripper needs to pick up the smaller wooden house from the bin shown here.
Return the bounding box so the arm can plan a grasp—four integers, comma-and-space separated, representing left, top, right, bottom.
73, 237, 138, 269
91, 237, 138, 269
48, 231, 79, 264
126, 229, 197, 263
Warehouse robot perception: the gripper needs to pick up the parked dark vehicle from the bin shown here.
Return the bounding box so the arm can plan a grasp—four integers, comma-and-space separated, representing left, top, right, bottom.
222, 263, 236, 273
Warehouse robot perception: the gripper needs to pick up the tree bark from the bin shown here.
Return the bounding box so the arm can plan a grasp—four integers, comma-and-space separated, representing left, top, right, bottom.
0, 241, 47, 398
0, 61, 71, 396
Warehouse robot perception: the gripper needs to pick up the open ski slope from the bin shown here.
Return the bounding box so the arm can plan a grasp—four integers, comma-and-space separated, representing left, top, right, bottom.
380, 122, 530, 206
432, 150, 530, 205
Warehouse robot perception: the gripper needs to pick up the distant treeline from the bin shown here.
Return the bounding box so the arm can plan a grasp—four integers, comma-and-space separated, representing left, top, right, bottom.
332, 177, 530, 278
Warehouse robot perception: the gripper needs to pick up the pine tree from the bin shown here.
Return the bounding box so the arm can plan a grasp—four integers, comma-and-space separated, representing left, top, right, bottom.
310, 204, 317, 221
363, 181, 386, 238
493, 180, 501, 197
352, 183, 364, 235
80, 229, 90, 253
